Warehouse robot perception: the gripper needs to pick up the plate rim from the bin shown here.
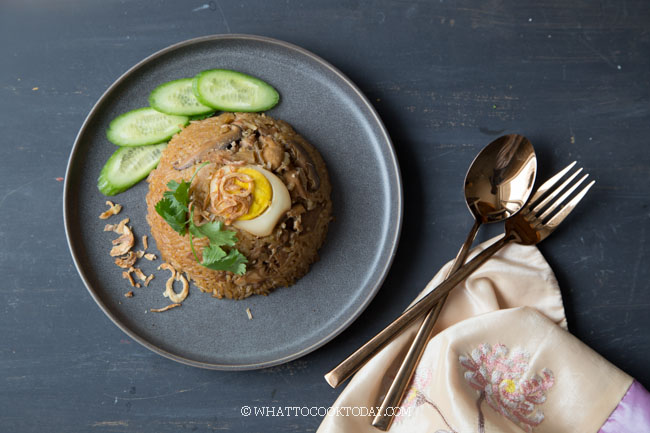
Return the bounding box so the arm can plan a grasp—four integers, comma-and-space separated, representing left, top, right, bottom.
63, 34, 403, 370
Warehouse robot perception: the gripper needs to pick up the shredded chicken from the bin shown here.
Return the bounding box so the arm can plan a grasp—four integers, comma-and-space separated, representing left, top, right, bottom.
150, 303, 181, 313
142, 235, 148, 250
260, 136, 284, 170
144, 274, 155, 287
144, 253, 157, 261
124, 291, 134, 298
135, 250, 145, 259
246, 308, 253, 320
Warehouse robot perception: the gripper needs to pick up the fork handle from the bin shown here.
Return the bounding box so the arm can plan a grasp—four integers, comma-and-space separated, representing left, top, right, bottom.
372, 220, 480, 430
324, 232, 514, 389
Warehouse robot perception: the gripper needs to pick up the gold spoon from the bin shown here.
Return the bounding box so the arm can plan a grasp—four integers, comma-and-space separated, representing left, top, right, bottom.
371, 134, 537, 429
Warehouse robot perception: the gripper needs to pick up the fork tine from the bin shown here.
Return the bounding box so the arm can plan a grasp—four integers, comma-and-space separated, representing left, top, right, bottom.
539, 173, 589, 221
528, 161, 577, 207
532, 167, 583, 213
543, 180, 595, 229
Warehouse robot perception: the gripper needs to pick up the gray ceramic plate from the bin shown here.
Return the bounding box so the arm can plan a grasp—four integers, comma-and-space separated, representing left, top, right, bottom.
64, 34, 402, 370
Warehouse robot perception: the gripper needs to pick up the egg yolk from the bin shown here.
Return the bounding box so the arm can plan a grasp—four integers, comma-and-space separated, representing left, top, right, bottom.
235, 167, 273, 221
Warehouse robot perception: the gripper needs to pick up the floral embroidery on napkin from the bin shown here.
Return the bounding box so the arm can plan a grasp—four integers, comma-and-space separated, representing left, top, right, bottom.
396, 367, 458, 433
459, 343, 554, 433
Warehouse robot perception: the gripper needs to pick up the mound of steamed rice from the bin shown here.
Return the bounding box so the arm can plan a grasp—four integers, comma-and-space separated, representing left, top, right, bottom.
145, 112, 332, 299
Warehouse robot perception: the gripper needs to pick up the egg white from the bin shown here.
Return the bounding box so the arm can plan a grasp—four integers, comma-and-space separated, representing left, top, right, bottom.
233, 166, 291, 237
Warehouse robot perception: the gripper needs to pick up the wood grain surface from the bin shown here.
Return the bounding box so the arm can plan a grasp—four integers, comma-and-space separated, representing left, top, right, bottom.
1, 0, 648, 431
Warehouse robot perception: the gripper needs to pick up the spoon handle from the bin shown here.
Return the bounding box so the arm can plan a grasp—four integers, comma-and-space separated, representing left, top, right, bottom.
372, 220, 480, 430
324, 232, 513, 389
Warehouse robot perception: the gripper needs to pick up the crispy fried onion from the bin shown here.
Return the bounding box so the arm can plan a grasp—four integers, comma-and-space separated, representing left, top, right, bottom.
99, 201, 122, 219
132, 267, 147, 282
150, 303, 181, 313
110, 224, 134, 257
209, 166, 254, 224
158, 263, 189, 303
114, 251, 137, 268
104, 218, 129, 233
122, 268, 139, 288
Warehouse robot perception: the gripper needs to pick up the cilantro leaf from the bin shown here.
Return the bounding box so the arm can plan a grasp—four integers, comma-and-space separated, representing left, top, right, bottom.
163, 179, 191, 211
189, 220, 238, 247
200, 246, 248, 275
155, 197, 187, 234
155, 163, 209, 235
155, 162, 248, 275
191, 220, 247, 275
200, 244, 226, 263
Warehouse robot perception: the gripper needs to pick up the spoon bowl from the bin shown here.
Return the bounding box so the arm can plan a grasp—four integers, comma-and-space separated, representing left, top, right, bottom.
370, 134, 537, 430
325, 134, 538, 398
464, 134, 537, 223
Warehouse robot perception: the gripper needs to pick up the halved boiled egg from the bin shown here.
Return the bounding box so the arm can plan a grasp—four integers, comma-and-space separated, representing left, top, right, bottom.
210, 165, 291, 237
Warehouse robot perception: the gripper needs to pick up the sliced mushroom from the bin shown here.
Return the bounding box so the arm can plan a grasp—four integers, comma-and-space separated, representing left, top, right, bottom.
284, 169, 309, 200
288, 138, 321, 191
174, 124, 242, 170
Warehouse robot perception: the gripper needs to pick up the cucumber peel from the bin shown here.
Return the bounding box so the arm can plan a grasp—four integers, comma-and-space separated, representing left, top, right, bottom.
97, 143, 167, 196
193, 69, 279, 112
106, 107, 188, 147
149, 78, 214, 116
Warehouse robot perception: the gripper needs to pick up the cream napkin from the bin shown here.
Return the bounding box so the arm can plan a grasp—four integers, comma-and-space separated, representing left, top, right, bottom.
318, 237, 632, 433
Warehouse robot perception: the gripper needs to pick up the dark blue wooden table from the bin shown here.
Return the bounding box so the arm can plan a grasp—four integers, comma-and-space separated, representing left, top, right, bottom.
1, 1, 649, 431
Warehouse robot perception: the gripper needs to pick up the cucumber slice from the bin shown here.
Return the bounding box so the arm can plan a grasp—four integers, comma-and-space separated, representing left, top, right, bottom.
106, 107, 188, 147
97, 142, 167, 196
149, 78, 214, 116
193, 69, 279, 112
188, 111, 216, 121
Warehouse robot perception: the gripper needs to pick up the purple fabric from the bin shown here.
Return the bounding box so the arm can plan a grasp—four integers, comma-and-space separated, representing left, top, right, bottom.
598, 380, 650, 433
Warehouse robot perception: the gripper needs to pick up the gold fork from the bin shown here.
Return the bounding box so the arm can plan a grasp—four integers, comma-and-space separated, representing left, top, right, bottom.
370, 161, 593, 429
324, 162, 595, 427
